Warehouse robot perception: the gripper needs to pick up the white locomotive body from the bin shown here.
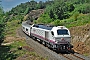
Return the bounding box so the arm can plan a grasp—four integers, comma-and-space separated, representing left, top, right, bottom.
22, 21, 73, 52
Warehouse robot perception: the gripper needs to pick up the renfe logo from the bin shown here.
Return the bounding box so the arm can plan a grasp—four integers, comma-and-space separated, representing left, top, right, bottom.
58, 38, 68, 44
61, 38, 65, 41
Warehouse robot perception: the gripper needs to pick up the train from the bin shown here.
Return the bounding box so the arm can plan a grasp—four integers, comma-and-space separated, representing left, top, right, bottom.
22, 21, 73, 52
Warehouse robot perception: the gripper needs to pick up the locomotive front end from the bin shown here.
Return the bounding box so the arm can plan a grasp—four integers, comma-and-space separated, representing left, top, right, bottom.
51, 26, 73, 52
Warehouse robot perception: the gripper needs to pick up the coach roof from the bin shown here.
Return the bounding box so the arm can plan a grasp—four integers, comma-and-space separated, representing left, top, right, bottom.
33, 24, 53, 30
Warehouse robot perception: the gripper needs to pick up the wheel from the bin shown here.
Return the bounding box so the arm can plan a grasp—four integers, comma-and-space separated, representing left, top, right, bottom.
42, 41, 45, 45
47, 43, 50, 48
44, 42, 47, 47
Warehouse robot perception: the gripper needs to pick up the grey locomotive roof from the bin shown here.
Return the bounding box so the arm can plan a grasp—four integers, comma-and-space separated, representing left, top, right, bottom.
22, 21, 53, 30
33, 24, 53, 30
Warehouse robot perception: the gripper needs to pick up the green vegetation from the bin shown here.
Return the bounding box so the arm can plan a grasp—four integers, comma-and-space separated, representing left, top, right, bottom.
5, 20, 21, 36
5, 0, 53, 22
0, 1, 5, 45
0, 17, 47, 60
0, 1, 52, 59
35, 0, 90, 28
0, 16, 48, 60
0, 0, 90, 59
0, 40, 47, 60
3, 0, 90, 28
9, 1, 46, 15
0, 0, 51, 58
0, 41, 25, 60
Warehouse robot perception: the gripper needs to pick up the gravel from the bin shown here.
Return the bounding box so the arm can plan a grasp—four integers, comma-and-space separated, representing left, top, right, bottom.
74, 53, 90, 60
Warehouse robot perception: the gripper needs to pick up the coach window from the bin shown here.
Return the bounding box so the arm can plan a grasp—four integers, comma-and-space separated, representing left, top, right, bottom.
23, 27, 25, 29
51, 31, 54, 36
26, 28, 28, 31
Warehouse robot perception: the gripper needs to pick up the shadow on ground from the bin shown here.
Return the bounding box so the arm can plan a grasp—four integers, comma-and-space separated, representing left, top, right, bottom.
0, 45, 18, 60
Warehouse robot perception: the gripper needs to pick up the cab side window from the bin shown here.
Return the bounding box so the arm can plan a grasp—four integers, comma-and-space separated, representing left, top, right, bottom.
51, 31, 54, 36
26, 28, 28, 31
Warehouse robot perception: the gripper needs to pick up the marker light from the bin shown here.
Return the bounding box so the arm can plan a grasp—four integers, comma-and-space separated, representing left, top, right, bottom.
61, 27, 63, 29
58, 26, 63, 29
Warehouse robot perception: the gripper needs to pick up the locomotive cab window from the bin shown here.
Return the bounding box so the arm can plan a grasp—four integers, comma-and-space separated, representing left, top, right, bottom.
26, 28, 28, 31
33, 24, 39, 27
57, 29, 69, 35
51, 31, 54, 36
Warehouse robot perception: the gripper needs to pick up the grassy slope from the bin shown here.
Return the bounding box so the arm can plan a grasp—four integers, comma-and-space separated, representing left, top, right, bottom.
0, 20, 47, 60
35, 13, 90, 28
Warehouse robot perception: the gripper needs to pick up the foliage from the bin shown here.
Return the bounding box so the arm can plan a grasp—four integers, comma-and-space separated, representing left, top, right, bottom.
45, 0, 75, 20
0, 40, 47, 60
5, 20, 21, 36
34, 13, 53, 24
24, 7, 30, 15
62, 13, 90, 28
8, 0, 53, 15
49, 10, 55, 19
4, 0, 53, 23
75, 3, 90, 14
35, 0, 90, 28
1, 18, 47, 60
0, 3, 5, 45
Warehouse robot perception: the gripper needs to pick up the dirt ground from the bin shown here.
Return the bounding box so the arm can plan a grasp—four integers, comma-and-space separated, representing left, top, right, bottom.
70, 24, 90, 56
4, 36, 25, 43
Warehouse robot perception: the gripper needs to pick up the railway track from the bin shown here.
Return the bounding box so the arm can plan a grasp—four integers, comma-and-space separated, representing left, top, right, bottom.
60, 53, 85, 60
17, 27, 90, 60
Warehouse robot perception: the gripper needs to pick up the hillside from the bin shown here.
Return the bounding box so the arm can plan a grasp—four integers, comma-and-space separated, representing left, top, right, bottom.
4, 0, 53, 23
70, 24, 90, 56
0, 0, 90, 59
34, 0, 90, 26
0, 1, 52, 60
24, 9, 44, 22
33, 0, 90, 56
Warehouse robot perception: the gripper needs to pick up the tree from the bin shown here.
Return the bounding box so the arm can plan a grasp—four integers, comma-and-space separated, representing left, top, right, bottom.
0, 1, 5, 45
24, 7, 30, 15
49, 10, 55, 19
45, 0, 75, 20
39, 1, 45, 9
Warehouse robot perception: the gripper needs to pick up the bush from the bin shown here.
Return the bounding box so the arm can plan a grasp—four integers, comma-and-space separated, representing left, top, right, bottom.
76, 4, 90, 14
0, 6, 5, 45
0, 23, 5, 45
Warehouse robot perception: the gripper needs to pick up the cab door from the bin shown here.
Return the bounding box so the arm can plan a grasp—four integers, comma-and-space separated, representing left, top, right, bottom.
45, 31, 49, 41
